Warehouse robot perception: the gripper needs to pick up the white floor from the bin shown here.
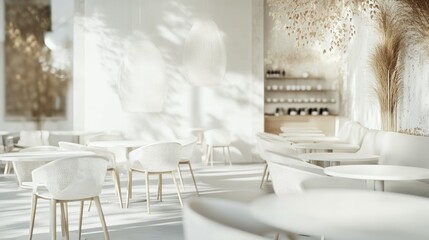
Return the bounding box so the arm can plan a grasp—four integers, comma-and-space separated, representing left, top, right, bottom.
0, 162, 281, 240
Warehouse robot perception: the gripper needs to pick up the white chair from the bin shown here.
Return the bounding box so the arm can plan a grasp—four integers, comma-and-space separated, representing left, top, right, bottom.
126, 142, 182, 213
87, 133, 129, 166
184, 197, 285, 240
17, 130, 50, 147
13, 146, 60, 189
266, 154, 365, 195
204, 129, 233, 167
58, 141, 123, 208
256, 132, 296, 188
177, 137, 199, 196
30, 156, 109, 240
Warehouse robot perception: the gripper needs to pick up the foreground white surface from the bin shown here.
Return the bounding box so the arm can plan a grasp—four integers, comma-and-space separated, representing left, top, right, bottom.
251, 189, 429, 240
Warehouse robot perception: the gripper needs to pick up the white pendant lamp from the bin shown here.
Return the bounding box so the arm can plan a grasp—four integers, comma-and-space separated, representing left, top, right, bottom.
118, 32, 167, 112
183, 19, 226, 86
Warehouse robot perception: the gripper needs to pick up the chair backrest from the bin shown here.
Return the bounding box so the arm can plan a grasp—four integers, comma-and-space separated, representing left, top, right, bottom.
344, 122, 368, 146
267, 159, 324, 195
177, 136, 198, 160
128, 142, 181, 172
204, 129, 232, 146
18, 131, 50, 146
58, 141, 116, 167
379, 132, 429, 168
356, 129, 387, 155
184, 197, 274, 240
32, 156, 108, 200
256, 134, 296, 160
13, 145, 61, 187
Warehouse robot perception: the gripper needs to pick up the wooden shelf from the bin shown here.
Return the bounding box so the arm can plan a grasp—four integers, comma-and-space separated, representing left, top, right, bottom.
265, 77, 323, 80
265, 89, 336, 92
265, 101, 337, 104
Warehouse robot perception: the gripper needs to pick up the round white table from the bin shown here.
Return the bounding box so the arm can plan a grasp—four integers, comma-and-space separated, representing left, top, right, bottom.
285, 136, 345, 144
250, 190, 429, 240
299, 152, 379, 167
293, 142, 360, 153
49, 131, 102, 144
88, 140, 149, 163
325, 165, 429, 191
280, 133, 326, 137
88, 140, 149, 149
0, 150, 96, 162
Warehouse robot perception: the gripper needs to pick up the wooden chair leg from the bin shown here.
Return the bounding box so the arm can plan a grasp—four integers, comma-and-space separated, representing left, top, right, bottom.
112, 168, 123, 208
227, 147, 232, 166
78, 201, 84, 240
4, 162, 10, 174
210, 146, 214, 167
145, 172, 151, 214
126, 169, 133, 208
29, 194, 38, 240
94, 196, 110, 240
222, 147, 227, 164
87, 200, 92, 212
187, 162, 200, 196
60, 202, 69, 240
171, 171, 183, 207
177, 165, 185, 191
50, 199, 57, 240
260, 163, 268, 189
157, 174, 163, 202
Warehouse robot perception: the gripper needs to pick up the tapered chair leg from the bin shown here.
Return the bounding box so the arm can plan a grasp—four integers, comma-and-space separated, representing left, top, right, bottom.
29, 194, 38, 240
112, 168, 123, 208
126, 169, 133, 208
222, 147, 227, 165
227, 147, 232, 166
171, 171, 183, 207
94, 196, 110, 240
145, 172, 151, 214
210, 146, 214, 167
60, 202, 69, 240
50, 199, 57, 240
177, 165, 185, 191
157, 174, 163, 202
78, 201, 84, 240
260, 163, 268, 189
187, 162, 200, 196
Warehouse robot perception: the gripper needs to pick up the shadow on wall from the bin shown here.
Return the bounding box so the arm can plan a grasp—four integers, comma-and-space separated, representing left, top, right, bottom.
77, 0, 261, 161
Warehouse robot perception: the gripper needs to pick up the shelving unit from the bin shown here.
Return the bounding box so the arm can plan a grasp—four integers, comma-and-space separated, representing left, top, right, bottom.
264, 75, 340, 116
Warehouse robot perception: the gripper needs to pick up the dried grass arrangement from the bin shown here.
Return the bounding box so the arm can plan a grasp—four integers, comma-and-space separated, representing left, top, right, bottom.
370, 3, 405, 131
400, 0, 429, 54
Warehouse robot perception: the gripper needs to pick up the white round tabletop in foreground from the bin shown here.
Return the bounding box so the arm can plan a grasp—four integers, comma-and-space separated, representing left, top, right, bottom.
250, 190, 429, 240
324, 165, 429, 181
299, 153, 379, 163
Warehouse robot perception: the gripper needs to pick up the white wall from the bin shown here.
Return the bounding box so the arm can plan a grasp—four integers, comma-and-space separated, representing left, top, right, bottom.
73, 0, 264, 162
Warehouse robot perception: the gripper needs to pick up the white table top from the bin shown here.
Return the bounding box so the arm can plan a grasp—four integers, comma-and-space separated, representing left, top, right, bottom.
299, 153, 379, 162
285, 136, 345, 143
280, 129, 324, 133
280, 133, 326, 137
88, 140, 149, 148
325, 165, 429, 181
49, 131, 102, 136
0, 151, 95, 161
293, 142, 360, 151
250, 190, 429, 240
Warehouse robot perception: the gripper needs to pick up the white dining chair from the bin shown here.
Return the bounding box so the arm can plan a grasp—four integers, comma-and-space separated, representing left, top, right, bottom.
256, 132, 296, 188
126, 142, 182, 214
184, 197, 287, 240
30, 156, 109, 240
58, 141, 123, 208
13, 146, 61, 189
176, 136, 199, 196
204, 129, 233, 167
17, 130, 50, 147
